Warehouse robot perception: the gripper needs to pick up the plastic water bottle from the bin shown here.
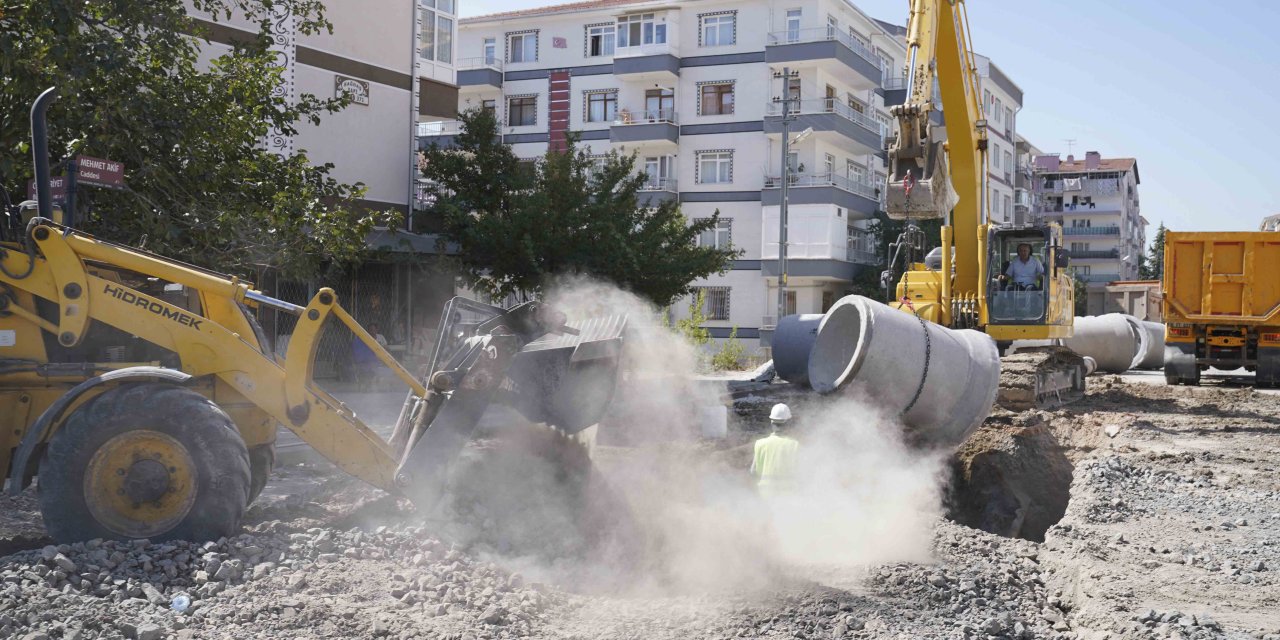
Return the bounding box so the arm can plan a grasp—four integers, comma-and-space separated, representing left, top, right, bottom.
171, 593, 191, 613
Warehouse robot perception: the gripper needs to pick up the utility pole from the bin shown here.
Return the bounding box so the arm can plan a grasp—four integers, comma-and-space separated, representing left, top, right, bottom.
776, 67, 795, 326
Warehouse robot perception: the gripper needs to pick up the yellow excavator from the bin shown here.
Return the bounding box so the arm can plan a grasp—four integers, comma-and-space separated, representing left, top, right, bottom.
882, 0, 1085, 409
2, 88, 625, 543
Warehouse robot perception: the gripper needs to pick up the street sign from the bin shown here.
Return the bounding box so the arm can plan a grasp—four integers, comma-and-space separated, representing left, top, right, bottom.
73, 155, 125, 189
26, 175, 68, 201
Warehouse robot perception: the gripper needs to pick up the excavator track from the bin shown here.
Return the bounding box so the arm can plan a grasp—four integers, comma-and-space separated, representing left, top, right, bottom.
997, 346, 1087, 411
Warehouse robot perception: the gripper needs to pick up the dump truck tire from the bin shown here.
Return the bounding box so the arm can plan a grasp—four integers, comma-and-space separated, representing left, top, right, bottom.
247, 443, 276, 505
38, 383, 251, 543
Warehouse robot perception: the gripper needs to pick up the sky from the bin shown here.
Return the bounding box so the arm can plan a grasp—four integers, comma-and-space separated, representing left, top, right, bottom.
458, 0, 1280, 239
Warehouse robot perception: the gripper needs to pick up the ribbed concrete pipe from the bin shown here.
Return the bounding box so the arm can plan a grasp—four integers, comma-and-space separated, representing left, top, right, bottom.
772, 314, 824, 386
806, 296, 1001, 449
1139, 321, 1166, 369
1060, 314, 1148, 374
1082, 356, 1098, 376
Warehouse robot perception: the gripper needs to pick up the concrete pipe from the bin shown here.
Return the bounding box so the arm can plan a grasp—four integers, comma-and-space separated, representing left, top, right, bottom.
806, 295, 1001, 449
772, 314, 824, 386
1061, 314, 1148, 374
1082, 356, 1099, 376
1139, 321, 1166, 369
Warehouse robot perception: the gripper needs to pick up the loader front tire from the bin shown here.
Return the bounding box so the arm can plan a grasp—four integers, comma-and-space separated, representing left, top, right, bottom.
38, 383, 251, 543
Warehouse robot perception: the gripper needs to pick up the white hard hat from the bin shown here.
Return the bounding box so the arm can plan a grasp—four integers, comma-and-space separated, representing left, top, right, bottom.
769, 403, 792, 422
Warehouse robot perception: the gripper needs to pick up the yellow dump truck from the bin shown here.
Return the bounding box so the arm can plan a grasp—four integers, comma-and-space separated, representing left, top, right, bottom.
1162, 231, 1280, 387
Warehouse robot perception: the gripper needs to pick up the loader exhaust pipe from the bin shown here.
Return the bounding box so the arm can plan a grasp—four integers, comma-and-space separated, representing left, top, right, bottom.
31, 87, 58, 222
804, 295, 1000, 449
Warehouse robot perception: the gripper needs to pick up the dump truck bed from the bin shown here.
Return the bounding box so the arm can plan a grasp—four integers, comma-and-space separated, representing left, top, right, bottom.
1163, 231, 1280, 325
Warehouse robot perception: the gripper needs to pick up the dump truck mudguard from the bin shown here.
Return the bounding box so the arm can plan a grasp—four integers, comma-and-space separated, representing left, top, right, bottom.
7, 366, 192, 495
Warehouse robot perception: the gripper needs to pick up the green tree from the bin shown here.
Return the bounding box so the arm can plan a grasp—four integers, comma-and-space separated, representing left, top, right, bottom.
1072, 273, 1089, 317
419, 107, 738, 306
1, 0, 387, 280
1140, 222, 1168, 281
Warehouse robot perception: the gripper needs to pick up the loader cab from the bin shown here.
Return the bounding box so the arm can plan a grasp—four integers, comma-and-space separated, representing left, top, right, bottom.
987, 229, 1056, 324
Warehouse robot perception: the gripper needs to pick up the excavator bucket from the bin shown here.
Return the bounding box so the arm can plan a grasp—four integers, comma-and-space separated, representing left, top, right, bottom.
886, 137, 960, 221
392, 300, 626, 512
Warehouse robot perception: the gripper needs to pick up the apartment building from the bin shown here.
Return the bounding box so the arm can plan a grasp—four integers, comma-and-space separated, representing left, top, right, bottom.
436, 0, 906, 350
1031, 152, 1145, 291
1014, 134, 1043, 225
973, 54, 1023, 226
189, 0, 459, 215
1262, 214, 1280, 232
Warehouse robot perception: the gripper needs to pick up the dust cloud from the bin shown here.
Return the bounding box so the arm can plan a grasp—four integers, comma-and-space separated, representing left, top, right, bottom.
441, 278, 948, 596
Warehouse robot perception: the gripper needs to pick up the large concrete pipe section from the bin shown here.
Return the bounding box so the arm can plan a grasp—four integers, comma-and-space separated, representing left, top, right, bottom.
1060, 314, 1148, 374
772, 314, 824, 386
806, 296, 1001, 449
1139, 321, 1166, 369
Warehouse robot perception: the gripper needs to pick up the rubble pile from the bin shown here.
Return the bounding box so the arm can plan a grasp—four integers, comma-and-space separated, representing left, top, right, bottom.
0, 524, 558, 640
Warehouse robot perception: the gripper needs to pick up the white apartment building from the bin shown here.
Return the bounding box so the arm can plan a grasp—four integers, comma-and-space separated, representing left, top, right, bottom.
1013, 134, 1043, 225
974, 54, 1023, 226
437, 0, 907, 351
189, 0, 459, 216
1031, 152, 1145, 291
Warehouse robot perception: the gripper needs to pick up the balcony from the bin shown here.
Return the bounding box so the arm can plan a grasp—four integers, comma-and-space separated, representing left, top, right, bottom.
1068, 249, 1120, 260
417, 119, 462, 149
610, 108, 678, 147
765, 27, 881, 90
456, 57, 503, 90
762, 171, 880, 216
764, 98, 884, 156
613, 43, 680, 83
637, 177, 678, 207
1063, 226, 1120, 237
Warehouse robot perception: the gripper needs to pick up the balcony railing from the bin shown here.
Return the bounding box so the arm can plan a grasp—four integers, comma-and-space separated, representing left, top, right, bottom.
638, 177, 677, 192
1068, 249, 1120, 259
766, 27, 879, 66
456, 56, 503, 71
847, 248, 878, 265
614, 107, 677, 125
1063, 226, 1120, 236
614, 42, 677, 58
1076, 273, 1121, 283
1037, 178, 1125, 197
417, 120, 462, 136
765, 98, 884, 137
763, 171, 879, 200
882, 76, 907, 90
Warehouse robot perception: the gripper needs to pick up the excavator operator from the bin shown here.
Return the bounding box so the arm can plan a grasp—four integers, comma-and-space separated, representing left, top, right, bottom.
999, 243, 1045, 291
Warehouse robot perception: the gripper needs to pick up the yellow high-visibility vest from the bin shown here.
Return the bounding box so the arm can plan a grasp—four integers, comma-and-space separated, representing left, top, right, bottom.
753, 433, 799, 493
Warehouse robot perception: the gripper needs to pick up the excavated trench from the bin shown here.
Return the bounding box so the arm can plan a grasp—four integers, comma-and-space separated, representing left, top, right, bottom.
944, 411, 1080, 542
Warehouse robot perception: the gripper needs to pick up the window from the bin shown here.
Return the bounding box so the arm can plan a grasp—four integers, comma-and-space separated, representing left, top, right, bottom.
437, 0, 454, 13
697, 218, 732, 249
1005, 107, 1013, 130
701, 14, 735, 46
587, 24, 614, 56
585, 91, 617, 123
1003, 195, 1012, 218
992, 147, 1000, 170
697, 151, 732, 184
508, 32, 537, 63
823, 153, 835, 176
699, 82, 734, 116
420, 7, 453, 63
826, 15, 838, 38
786, 9, 802, 42
420, 11, 435, 60
481, 99, 496, 116
483, 37, 496, 64
644, 88, 674, 119
785, 76, 801, 113
783, 290, 796, 316
847, 160, 866, 182
847, 94, 865, 114
1076, 265, 1092, 276
1004, 151, 1013, 173
508, 95, 536, 126
436, 17, 453, 63
696, 287, 731, 321
1071, 242, 1090, 252
983, 89, 991, 115
643, 155, 674, 188
617, 13, 666, 48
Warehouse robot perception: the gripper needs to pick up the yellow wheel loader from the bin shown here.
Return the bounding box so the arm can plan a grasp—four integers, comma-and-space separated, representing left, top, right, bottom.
2, 88, 626, 543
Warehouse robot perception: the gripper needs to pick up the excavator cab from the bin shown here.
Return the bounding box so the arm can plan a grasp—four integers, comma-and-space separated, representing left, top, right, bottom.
987, 230, 1052, 324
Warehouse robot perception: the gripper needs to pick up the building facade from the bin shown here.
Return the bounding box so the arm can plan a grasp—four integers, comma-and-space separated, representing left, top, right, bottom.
189, 0, 459, 216
438, 0, 908, 351
1031, 152, 1145, 291
973, 54, 1023, 226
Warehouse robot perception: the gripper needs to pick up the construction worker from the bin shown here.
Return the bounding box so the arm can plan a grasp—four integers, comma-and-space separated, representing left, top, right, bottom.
751, 403, 800, 497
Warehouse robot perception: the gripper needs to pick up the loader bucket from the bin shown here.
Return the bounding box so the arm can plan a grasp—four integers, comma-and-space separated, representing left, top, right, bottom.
394, 311, 627, 512
505, 314, 628, 433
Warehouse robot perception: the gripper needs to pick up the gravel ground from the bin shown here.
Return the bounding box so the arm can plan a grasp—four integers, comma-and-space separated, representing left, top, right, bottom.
1, 376, 1278, 639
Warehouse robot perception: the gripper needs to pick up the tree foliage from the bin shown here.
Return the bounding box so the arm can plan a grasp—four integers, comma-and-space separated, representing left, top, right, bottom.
1139, 222, 1167, 281
418, 107, 738, 306
0, 0, 388, 280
